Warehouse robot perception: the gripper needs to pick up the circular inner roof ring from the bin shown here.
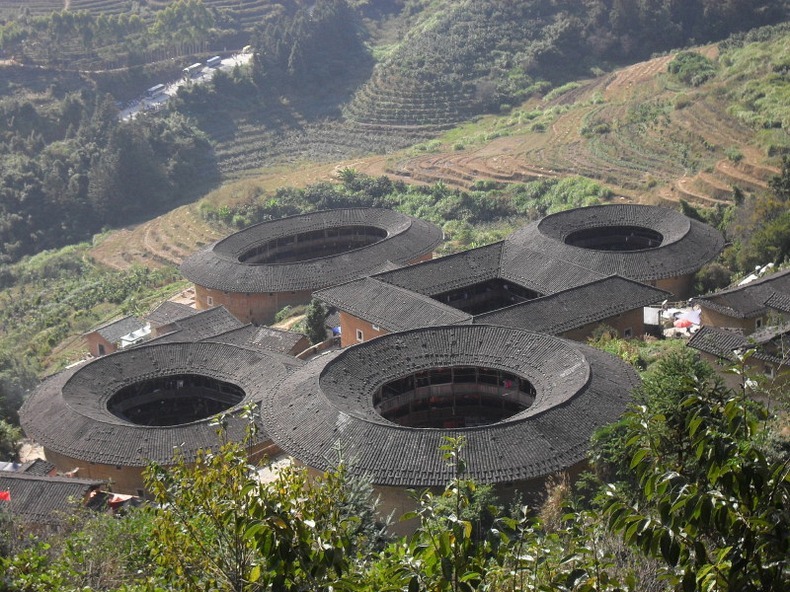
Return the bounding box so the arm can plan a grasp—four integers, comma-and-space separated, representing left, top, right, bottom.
537, 204, 690, 247
262, 325, 640, 488
508, 204, 725, 282
180, 208, 443, 293
19, 341, 295, 466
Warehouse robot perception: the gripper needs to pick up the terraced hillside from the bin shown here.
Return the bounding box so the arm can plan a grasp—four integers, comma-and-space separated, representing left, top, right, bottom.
91, 36, 786, 272
0, 0, 62, 19
9, 0, 290, 26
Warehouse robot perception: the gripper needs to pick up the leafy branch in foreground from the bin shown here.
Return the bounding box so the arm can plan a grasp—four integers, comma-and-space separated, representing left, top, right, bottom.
605, 371, 790, 591
144, 413, 369, 592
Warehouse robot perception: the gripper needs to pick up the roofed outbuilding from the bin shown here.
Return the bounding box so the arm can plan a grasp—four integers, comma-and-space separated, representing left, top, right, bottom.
84, 315, 150, 357
0, 471, 103, 529
694, 268, 790, 333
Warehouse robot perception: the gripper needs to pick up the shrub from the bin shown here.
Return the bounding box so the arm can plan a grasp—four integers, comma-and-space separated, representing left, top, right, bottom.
667, 51, 717, 86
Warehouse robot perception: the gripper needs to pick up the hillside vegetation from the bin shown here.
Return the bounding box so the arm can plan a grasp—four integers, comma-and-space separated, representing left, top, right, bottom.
89, 25, 790, 272
0, 1, 786, 267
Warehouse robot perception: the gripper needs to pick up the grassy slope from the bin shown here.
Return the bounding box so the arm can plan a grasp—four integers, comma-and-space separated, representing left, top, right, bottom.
91, 32, 789, 271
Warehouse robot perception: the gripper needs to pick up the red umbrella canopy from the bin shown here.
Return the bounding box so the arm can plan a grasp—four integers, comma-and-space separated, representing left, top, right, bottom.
674, 318, 693, 328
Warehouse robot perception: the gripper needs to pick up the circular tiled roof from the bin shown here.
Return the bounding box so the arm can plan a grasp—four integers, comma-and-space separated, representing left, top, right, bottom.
180, 208, 443, 293
262, 325, 639, 487
20, 342, 295, 467
507, 204, 724, 281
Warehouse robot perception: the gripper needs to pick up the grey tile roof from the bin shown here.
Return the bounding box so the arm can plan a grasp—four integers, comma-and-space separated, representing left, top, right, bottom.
376, 242, 504, 295
475, 276, 669, 334
262, 325, 639, 487
764, 291, 790, 314
180, 208, 442, 293
316, 277, 473, 332
499, 242, 606, 294
0, 472, 103, 526
19, 459, 55, 476
507, 204, 724, 281
315, 237, 613, 331
147, 306, 245, 344
146, 301, 197, 326
694, 268, 790, 319
688, 325, 788, 365
92, 316, 147, 343
206, 325, 308, 355
20, 342, 299, 467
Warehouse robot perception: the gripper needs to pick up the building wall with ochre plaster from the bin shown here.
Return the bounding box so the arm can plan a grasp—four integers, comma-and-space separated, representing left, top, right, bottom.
338, 312, 389, 348
560, 308, 645, 342
44, 442, 274, 496
700, 308, 762, 334
653, 273, 694, 299
195, 285, 313, 325
84, 333, 116, 358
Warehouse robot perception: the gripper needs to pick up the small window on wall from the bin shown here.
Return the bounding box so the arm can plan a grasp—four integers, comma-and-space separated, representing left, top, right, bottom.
98, 343, 105, 356
755, 318, 763, 329
356, 329, 364, 342
623, 328, 633, 338
207, 296, 214, 306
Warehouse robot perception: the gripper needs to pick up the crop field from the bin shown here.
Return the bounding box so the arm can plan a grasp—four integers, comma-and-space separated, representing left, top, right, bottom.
0, 0, 62, 20
0, 0, 282, 26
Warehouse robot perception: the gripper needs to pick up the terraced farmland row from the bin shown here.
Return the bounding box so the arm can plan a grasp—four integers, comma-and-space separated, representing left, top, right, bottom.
69, 0, 125, 15
344, 71, 481, 127
90, 203, 223, 270
206, 112, 442, 180
0, 0, 62, 19
22, 0, 282, 28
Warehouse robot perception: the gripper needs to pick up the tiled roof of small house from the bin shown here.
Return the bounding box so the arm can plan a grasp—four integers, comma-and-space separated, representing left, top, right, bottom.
147, 306, 245, 344
507, 204, 724, 281
377, 242, 505, 295
180, 209, 442, 293
92, 316, 147, 343
315, 277, 473, 332
146, 301, 197, 327
18, 459, 56, 476
475, 276, 669, 334
315, 240, 612, 332
499, 242, 607, 294
0, 472, 103, 526
688, 325, 788, 365
262, 325, 639, 487
20, 342, 300, 467
694, 268, 790, 319
764, 291, 790, 314
206, 324, 308, 355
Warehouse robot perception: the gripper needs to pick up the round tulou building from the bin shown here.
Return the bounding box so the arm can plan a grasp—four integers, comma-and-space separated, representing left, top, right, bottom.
180, 208, 443, 324
507, 204, 725, 298
19, 341, 299, 495
262, 324, 640, 523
